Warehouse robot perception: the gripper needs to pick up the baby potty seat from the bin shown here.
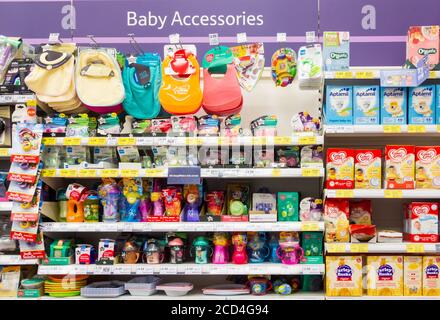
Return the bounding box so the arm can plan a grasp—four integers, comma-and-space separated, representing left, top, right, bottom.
159, 49, 202, 115
123, 53, 162, 119
271, 48, 297, 87
75, 49, 125, 113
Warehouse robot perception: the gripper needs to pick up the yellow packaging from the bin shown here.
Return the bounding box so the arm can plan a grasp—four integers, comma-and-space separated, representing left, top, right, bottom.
404, 256, 422, 296
326, 256, 363, 296
367, 256, 403, 296
354, 150, 382, 189
422, 256, 440, 296
0, 266, 21, 297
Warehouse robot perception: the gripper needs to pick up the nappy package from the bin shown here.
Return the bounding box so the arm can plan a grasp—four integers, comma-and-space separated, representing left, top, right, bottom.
408, 85, 436, 124
380, 87, 407, 125
323, 31, 350, 71
325, 86, 353, 125
353, 86, 380, 125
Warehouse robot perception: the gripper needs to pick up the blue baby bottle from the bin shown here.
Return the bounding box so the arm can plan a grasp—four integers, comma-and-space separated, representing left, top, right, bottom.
269, 234, 281, 263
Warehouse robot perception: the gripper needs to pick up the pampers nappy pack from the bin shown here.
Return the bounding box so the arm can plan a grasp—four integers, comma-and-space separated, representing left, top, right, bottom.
408, 85, 436, 124
381, 87, 407, 125
353, 86, 380, 125
325, 86, 353, 125
323, 31, 350, 71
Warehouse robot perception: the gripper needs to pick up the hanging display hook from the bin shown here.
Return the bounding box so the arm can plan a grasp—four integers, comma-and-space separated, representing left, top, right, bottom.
87, 35, 99, 49
128, 33, 144, 55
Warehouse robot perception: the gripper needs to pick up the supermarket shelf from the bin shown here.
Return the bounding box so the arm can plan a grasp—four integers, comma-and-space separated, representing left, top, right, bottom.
41, 167, 324, 179
324, 68, 440, 80
325, 242, 440, 254
324, 189, 440, 199
37, 263, 325, 276
42, 134, 323, 147
324, 125, 440, 135
1, 292, 325, 300
40, 221, 325, 233
326, 296, 440, 300
0, 255, 39, 265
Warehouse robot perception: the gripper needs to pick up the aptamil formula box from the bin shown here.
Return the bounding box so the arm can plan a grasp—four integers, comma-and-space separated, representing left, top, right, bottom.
323, 31, 350, 71
380, 87, 407, 125
325, 86, 353, 125
353, 86, 380, 125
408, 85, 436, 125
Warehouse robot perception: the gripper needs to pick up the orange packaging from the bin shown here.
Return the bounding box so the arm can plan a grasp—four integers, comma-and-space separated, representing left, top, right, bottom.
384, 145, 415, 189
415, 146, 440, 189
354, 149, 382, 189
326, 148, 354, 189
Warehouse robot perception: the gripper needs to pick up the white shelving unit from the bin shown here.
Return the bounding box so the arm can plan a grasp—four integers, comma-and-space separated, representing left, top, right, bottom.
37, 263, 325, 276
0, 202, 12, 211
40, 221, 324, 233
325, 242, 440, 254
0, 255, 39, 265
324, 189, 440, 199
324, 124, 440, 135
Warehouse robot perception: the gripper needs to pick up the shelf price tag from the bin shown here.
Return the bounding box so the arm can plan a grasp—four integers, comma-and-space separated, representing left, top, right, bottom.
301, 222, 320, 231
407, 243, 425, 253
298, 136, 317, 145
160, 265, 178, 275
437, 125, 440, 133
383, 125, 401, 133
185, 137, 202, 145
88, 137, 107, 146
355, 71, 375, 79
277, 33, 287, 43
145, 168, 165, 177
430, 71, 437, 78
334, 71, 353, 79
335, 190, 354, 198
384, 190, 403, 198
236, 32, 247, 43
59, 169, 77, 177
117, 137, 136, 145
120, 169, 139, 177
63, 137, 81, 146
272, 168, 282, 177
301, 168, 321, 177
78, 169, 97, 178
185, 265, 202, 275
327, 243, 347, 253
252, 136, 267, 145
350, 243, 369, 253
408, 125, 426, 133
273, 136, 292, 145
41, 169, 57, 177
100, 169, 119, 177
136, 265, 154, 274
95, 265, 112, 275
42, 137, 57, 145
302, 265, 322, 275
209, 33, 219, 46
0, 148, 9, 157
113, 265, 133, 274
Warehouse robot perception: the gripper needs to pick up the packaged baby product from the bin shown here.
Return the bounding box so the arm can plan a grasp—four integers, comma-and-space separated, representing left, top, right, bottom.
437, 84, 440, 124
423, 256, 440, 296
277, 192, 299, 221
353, 86, 380, 125
354, 149, 382, 189
325, 86, 353, 125
384, 145, 415, 189
407, 26, 440, 69
408, 85, 436, 124
323, 31, 350, 71
404, 202, 439, 243
404, 256, 423, 296
380, 87, 407, 125
324, 199, 350, 242
326, 256, 363, 296
415, 146, 440, 189
326, 148, 354, 189
367, 256, 403, 296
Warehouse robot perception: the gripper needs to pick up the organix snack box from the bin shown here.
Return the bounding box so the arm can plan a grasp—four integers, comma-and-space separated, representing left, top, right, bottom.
353, 86, 380, 125
367, 256, 403, 296
326, 256, 362, 296
323, 31, 350, 71
325, 86, 353, 125
384, 145, 415, 189
415, 146, 440, 189
407, 26, 439, 70
326, 148, 354, 189
380, 87, 407, 125
354, 149, 382, 189
408, 85, 436, 124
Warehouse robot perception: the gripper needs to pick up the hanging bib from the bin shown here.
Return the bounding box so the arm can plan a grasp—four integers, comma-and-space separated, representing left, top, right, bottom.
122, 53, 162, 119
159, 51, 202, 115
230, 43, 265, 92
202, 64, 243, 116
271, 48, 297, 87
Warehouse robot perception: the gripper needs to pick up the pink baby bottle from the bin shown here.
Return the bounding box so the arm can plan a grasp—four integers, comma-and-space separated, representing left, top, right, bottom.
212, 233, 229, 264
231, 233, 248, 264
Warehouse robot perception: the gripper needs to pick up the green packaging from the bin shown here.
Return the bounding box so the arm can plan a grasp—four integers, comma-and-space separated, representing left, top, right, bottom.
277, 192, 299, 221
301, 232, 323, 264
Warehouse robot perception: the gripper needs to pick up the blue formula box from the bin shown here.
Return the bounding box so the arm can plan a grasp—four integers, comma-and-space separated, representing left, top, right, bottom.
408, 85, 436, 125
353, 86, 380, 125
325, 85, 353, 125
380, 87, 407, 125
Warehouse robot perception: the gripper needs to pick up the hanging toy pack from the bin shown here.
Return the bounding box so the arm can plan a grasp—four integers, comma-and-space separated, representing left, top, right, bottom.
159, 48, 203, 115
230, 43, 265, 92
271, 48, 297, 87
122, 52, 162, 119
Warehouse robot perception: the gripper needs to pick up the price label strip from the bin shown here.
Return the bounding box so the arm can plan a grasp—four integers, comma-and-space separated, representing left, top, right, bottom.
383, 125, 401, 133
384, 190, 403, 198
406, 243, 425, 253
327, 243, 347, 253
335, 190, 354, 198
